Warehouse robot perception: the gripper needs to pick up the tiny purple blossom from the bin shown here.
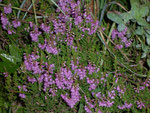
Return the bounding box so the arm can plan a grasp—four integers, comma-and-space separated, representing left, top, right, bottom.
3, 72, 8, 77
12, 20, 21, 28
137, 101, 145, 109
125, 40, 132, 47
19, 93, 26, 98
116, 44, 123, 49
4, 4, 12, 14
28, 76, 37, 84
30, 30, 41, 42
84, 105, 92, 113
40, 23, 50, 33
1, 13, 10, 29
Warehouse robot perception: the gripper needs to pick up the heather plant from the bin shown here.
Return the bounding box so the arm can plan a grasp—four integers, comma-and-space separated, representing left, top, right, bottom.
0, 0, 150, 113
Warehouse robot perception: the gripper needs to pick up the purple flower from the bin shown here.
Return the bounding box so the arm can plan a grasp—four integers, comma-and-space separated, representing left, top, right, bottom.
85, 63, 96, 74
30, 30, 41, 42
29, 21, 33, 28
74, 16, 83, 25
55, 67, 73, 89
125, 40, 132, 47
98, 100, 114, 107
121, 37, 127, 43
96, 92, 101, 98
12, 20, 21, 28
1, 13, 10, 29
4, 4, 12, 14
108, 90, 116, 99
22, 85, 28, 91
76, 68, 86, 80
118, 102, 132, 109
19, 93, 26, 98
61, 86, 80, 108
118, 105, 126, 109
3, 72, 8, 77
116, 44, 123, 49
18, 86, 21, 89
111, 30, 117, 40
38, 43, 46, 50
117, 32, 124, 38
98, 110, 103, 113
137, 101, 145, 109
40, 23, 50, 33
84, 105, 92, 113
28, 76, 37, 84
46, 45, 58, 55
124, 102, 132, 109
8, 29, 15, 34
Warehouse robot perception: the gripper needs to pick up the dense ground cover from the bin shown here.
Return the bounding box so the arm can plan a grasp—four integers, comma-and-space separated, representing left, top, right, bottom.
0, 0, 150, 112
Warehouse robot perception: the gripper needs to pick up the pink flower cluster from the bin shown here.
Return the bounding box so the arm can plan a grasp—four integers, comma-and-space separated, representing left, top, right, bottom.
24, 53, 42, 74
87, 77, 99, 91
18, 85, 27, 99
30, 26, 41, 42
4, 4, 12, 14
111, 27, 132, 49
118, 102, 132, 109
38, 39, 58, 55
55, 67, 74, 89
61, 86, 81, 108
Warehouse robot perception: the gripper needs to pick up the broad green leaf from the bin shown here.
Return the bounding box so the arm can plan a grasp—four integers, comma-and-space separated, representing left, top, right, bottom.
135, 27, 145, 35
0, 62, 19, 73
0, 53, 21, 64
107, 12, 124, 24
120, 12, 133, 23
117, 24, 126, 32
139, 5, 149, 17
137, 18, 149, 28
147, 59, 150, 68
130, 0, 140, 19
130, 0, 140, 9
0, 53, 16, 64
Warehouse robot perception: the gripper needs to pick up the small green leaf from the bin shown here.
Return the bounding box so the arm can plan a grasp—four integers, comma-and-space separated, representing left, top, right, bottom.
107, 12, 124, 24
117, 24, 126, 32
137, 18, 150, 28
136, 44, 141, 49
146, 33, 150, 45
146, 29, 150, 35
147, 59, 150, 68
135, 27, 144, 35
141, 52, 147, 58
147, 16, 150, 22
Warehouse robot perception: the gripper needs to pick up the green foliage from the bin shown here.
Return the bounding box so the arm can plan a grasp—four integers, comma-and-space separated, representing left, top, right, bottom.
107, 0, 150, 68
